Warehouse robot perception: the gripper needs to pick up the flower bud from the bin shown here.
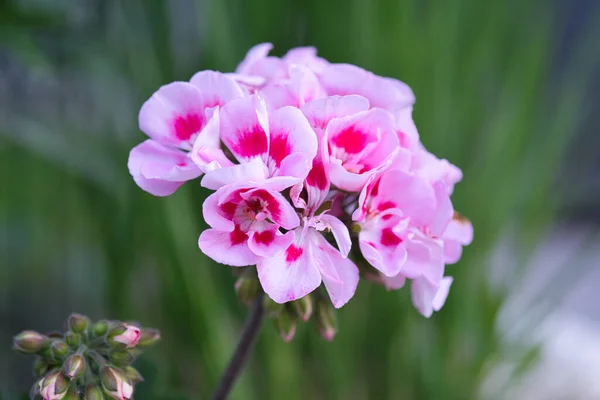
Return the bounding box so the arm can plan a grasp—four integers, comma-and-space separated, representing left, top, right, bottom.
109, 350, 135, 366
50, 340, 70, 360
315, 299, 337, 341
136, 328, 161, 348
234, 268, 261, 306
38, 371, 69, 400
274, 311, 297, 343
64, 332, 81, 349
93, 320, 109, 337
262, 296, 284, 316
33, 357, 49, 377
108, 324, 140, 349
84, 384, 105, 400
68, 314, 90, 334
63, 354, 86, 379
123, 366, 144, 385
13, 330, 48, 354
292, 295, 313, 322
101, 366, 133, 400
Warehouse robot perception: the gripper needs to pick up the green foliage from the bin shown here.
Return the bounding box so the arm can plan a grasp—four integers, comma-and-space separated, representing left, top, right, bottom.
1, 0, 599, 399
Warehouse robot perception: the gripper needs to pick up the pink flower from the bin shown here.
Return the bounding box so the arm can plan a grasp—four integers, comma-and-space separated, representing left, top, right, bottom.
128, 71, 243, 196
232, 43, 329, 89
199, 184, 299, 266
193, 95, 318, 191
353, 165, 456, 316
256, 126, 359, 308
112, 324, 142, 348
442, 211, 474, 264
319, 63, 415, 114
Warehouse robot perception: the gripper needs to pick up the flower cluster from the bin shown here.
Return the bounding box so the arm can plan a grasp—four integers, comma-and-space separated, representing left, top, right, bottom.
129, 43, 473, 318
13, 313, 160, 400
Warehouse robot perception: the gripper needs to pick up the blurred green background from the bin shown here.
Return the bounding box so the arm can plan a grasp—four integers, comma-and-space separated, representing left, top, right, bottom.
1, 0, 600, 399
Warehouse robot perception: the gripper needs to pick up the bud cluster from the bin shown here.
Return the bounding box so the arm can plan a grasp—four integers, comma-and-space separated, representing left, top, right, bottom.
236, 269, 337, 342
13, 313, 160, 400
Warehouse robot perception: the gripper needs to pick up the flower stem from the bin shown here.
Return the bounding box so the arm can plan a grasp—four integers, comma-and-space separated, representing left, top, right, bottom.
211, 292, 265, 400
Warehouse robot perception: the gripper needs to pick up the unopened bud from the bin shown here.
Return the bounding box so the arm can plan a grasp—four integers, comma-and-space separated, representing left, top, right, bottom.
274, 311, 297, 343
50, 340, 70, 359
234, 268, 261, 306
63, 354, 86, 378
137, 328, 161, 348
13, 330, 48, 354
33, 357, 49, 377
101, 366, 133, 400
68, 313, 90, 334
292, 295, 313, 322
108, 324, 141, 349
123, 366, 144, 384
38, 371, 69, 400
109, 350, 134, 366
262, 296, 284, 316
84, 384, 105, 400
315, 299, 337, 341
93, 320, 108, 337
64, 332, 81, 349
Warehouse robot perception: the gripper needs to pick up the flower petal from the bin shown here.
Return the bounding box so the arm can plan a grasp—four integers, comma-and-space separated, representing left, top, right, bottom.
198, 228, 258, 267
128, 140, 201, 196
268, 105, 318, 174
201, 157, 269, 190
139, 82, 208, 149
314, 234, 359, 308
256, 230, 322, 304
411, 276, 453, 318
189, 70, 244, 108
301, 95, 370, 132
202, 191, 236, 232
219, 96, 270, 162
248, 228, 295, 257
320, 63, 415, 112
319, 214, 351, 257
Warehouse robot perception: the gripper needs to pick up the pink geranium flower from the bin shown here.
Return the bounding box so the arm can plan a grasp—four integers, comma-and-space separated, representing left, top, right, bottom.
128, 42, 473, 318
192, 94, 318, 191
128, 71, 243, 196
198, 184, 299, 266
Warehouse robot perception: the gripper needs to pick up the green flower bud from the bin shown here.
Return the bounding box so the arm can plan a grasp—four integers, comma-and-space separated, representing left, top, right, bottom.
262, 296, 284, 317
50, 340, 70, 359
38, 371, 69, 400
101, 366, 133, 400
123, 366, 144, 384
84, 384, 105, 400
315, 299, 337, 341
13, 330, 48, 354
68, 314, 90, 334
292, 295, 313, 322
109, 350, 134, 366
33, 357, 49, 377
136, 328, 161, 348
63, 354, 86, 379
64, 332, 81, 349
234, 268, 261, 306
93, 320, 109, 337
274, 310, 297, 343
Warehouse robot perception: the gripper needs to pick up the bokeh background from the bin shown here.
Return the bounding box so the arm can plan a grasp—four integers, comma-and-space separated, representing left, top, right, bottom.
2, 0, 600, 399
